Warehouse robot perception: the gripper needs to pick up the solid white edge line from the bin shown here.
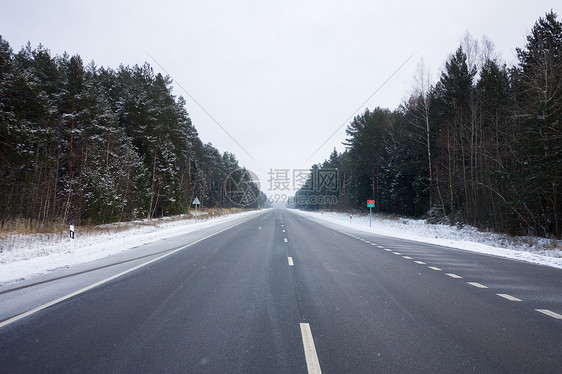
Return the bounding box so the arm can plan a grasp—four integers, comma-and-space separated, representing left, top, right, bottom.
0, 217, 254, 329
535, 309, 562, 320
497, 293, 522, 302
288, 257, 294, 266
300, 323, 322, 374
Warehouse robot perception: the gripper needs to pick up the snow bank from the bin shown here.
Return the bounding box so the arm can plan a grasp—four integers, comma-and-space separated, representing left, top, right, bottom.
292, 210, 562, 270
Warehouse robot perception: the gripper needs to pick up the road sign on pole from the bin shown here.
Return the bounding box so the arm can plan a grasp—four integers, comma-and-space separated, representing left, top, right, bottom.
367, 200, 375, 227
192, 197, 200, 220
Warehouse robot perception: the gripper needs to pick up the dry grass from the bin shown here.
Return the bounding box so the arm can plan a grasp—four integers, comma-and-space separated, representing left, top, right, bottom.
506, 235, 561, 251
319, 210, 401, 221
0, 208, 252, 236
0, 219, 67, 235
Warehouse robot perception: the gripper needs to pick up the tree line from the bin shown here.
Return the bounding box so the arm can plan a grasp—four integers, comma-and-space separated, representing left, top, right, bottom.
295, 12, 561, 239
0, 37, 265, 227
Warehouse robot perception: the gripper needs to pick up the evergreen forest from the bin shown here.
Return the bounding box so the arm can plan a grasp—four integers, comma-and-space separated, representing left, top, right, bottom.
0, 37, 265, 228
295, 12, 562, 239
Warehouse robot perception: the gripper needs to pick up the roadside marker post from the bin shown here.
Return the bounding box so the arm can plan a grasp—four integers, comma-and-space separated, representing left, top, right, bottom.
69, 225, 75, 253
367, 200, 375, 227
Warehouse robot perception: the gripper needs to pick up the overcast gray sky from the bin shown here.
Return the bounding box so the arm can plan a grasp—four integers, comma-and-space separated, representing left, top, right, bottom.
1, 0, 558, 199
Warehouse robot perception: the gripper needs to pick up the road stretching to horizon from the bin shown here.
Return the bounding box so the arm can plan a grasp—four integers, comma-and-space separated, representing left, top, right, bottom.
1, 209, 561, 373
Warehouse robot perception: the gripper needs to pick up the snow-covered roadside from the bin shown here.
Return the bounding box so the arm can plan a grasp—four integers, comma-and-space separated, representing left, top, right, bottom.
1, 208, 560, 286
0, 210, 265, 285
291, 210, 562, 270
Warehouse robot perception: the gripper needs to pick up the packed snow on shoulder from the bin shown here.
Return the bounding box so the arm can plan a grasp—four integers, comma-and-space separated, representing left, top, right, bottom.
292, 210, 562, 269
0, 210, 263, 285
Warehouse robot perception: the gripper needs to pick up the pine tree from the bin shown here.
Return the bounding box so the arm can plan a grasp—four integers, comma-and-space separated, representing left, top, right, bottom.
433, 46, 477, 220
513, 11, 562, 236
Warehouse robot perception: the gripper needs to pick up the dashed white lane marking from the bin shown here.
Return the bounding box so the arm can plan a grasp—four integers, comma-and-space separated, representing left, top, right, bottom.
288, 257, 294, 266
446, 273, 463, 279
300, 323, 322, 374
284, 238, 288, 243
535, 309, 562, 320
467, 282, 488, 289
497, 293, 522, 302
283, 229, 285, 232
340, 230, 560, 321
345, 232, 551, 317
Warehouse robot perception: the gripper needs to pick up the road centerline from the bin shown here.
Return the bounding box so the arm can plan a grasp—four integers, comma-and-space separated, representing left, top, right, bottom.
300, 323, 322, 374
535, 309, 562, 320
467, 282, 488, 288
446, 273, 463, 279
497, 294, 522, 302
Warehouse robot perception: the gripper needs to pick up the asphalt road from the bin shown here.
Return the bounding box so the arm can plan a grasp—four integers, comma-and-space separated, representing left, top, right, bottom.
1, 209, 561, 373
